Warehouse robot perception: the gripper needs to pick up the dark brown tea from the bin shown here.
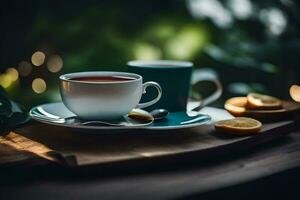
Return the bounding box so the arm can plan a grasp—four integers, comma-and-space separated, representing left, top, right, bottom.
70, 76, 136, 83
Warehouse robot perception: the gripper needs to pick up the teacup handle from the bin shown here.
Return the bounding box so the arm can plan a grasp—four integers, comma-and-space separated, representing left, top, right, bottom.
191, 68, 223, 111
136, 81, 162, 109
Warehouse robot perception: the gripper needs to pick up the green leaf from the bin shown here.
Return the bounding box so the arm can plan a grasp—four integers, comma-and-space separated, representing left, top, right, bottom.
7, 112, 30, 128
0, 87, 30, 129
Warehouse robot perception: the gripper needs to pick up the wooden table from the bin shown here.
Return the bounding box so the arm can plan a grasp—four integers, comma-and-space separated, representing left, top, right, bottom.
1, 121, 300, 200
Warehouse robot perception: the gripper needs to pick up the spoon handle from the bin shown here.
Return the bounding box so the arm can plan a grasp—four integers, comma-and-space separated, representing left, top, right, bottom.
79, 120, 126, 126
30, 109, 153, 127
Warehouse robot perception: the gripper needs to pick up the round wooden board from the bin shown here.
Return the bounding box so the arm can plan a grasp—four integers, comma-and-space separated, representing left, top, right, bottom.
227, 100, 300, 121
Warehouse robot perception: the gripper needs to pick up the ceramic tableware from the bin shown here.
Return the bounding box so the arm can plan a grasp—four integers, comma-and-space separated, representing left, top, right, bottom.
29, 102, 211, 131
127, 60, 222, 112
60, 71, 162, 120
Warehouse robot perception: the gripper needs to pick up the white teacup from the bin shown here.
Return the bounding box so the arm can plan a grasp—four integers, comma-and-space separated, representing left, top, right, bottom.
60, 71, 162, 120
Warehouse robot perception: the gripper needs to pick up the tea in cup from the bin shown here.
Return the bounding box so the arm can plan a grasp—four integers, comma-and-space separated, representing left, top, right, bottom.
60, 71, 162, 120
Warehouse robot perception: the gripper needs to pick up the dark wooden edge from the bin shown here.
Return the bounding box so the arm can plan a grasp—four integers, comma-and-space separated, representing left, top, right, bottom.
0, 120, 296, 182
67, 120, 295, 172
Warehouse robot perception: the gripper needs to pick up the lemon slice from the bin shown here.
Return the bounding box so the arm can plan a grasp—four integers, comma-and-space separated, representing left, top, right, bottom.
215, 117, 262, 134
290, 85, 300, 102
224, 97, 248, 116
247, 93, 282, 110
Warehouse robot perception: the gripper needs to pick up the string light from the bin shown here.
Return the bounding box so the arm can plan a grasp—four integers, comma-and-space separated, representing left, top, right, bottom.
31, 51, 46, 66
0, 74, 12, 88
18, 61, 32, 77
6, 68, 19, 82
32, 78, 47, 94
47, 55, 63, 73
290, 85, 300, 102
0, 68, 19, 88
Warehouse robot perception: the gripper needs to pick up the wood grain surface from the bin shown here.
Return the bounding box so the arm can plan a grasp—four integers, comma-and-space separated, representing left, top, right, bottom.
1, 107, 300, 200
13, 107, 296, 168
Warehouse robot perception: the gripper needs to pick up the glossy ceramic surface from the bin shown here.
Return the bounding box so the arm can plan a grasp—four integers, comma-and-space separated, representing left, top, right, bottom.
29, 102, 211, 131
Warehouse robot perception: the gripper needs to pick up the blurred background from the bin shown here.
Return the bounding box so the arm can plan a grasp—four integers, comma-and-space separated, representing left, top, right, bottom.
0, 0, 299, 108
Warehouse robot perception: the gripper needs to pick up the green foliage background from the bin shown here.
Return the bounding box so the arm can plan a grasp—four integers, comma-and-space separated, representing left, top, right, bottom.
0, 0, 299, 108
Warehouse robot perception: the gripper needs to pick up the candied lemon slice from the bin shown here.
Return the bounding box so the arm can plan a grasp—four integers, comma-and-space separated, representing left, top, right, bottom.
247, 93, 282, 110
215, 117, 262, 134
224, 97, 248, 117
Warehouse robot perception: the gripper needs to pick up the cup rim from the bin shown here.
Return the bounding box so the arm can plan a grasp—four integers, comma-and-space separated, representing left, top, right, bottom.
127, 60, 193, 68
59, 71, 142, 84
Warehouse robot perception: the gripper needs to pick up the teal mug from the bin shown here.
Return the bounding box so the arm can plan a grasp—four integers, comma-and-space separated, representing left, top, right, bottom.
127, 60, 222, 112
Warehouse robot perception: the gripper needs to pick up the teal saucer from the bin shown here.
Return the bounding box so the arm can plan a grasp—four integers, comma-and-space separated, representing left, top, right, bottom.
29, 103, 211, 131
149, 111, 211, 130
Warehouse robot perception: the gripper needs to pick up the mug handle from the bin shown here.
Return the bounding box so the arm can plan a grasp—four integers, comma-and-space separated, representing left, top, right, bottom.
136, 81, 162, 109
191, 68, 223, 112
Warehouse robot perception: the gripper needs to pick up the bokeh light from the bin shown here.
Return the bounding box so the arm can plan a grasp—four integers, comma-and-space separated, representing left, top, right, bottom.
228, 0, 253, 20
165, 25, 209, 59
47, 55, 63, 73
0, 74, 12, 88
134, 43, 162, 60
32, 78, 47, 94
259, 8, 287, 36
0, 68, 19, 88
6, 68, 19, 81
188, 0, 233, 28
31, 51, 46, 66
290, 85, 300, 102
228, 82, 251, 95
151, 23, 175, 40
18, 61, 32, 77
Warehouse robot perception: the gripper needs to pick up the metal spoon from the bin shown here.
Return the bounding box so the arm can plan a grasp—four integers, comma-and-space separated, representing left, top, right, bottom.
127, 108, 169, 122
30, 110, 153, 127
150, 109, 169, 121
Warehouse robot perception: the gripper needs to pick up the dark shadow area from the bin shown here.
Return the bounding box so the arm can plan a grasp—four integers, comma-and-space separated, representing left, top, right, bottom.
178, 166, 300, 200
